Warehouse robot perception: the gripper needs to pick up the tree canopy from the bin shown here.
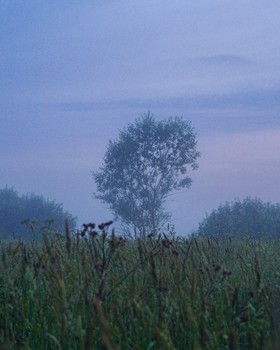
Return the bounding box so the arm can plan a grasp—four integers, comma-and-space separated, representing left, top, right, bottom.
0, 187, 77, 239
93, 113, 200, 237
196, 197, 280, 239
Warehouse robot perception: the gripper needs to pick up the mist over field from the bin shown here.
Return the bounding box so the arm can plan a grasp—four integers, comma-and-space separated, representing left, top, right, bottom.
1, 1, 280, 234
2, 3, 280, 348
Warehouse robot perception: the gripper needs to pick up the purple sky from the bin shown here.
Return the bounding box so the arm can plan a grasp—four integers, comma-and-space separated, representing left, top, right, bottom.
1, 1, 280, 234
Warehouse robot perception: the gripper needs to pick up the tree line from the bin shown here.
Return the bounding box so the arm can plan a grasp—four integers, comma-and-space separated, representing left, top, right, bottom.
196, 197, 280, 239
0, 187, 76, 239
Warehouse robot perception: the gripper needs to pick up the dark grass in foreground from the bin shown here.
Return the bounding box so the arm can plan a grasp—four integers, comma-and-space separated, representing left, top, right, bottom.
0, 223, 279, 349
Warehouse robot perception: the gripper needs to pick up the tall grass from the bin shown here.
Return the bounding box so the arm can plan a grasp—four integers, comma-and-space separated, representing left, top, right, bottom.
0, 223, 279, 349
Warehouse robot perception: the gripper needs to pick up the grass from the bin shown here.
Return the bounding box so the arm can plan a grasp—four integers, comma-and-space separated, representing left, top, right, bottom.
0, 222, 279, 349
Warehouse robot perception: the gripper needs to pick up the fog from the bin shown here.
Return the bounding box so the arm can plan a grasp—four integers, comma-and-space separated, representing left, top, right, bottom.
1, 1, 280, 234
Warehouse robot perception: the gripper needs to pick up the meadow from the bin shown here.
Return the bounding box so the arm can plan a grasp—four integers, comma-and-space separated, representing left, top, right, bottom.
0, 222, 279, 349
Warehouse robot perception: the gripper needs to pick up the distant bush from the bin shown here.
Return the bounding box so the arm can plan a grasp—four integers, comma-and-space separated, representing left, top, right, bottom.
197, 197, 280, 239
0, 187, 77, 239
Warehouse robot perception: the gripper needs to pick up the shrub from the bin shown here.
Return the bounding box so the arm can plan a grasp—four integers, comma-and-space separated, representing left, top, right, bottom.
0, 186, 76, 239
196, 197, 280, 239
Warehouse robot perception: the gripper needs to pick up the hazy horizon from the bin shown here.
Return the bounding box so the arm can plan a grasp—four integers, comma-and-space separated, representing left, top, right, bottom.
1, 1, 280, 234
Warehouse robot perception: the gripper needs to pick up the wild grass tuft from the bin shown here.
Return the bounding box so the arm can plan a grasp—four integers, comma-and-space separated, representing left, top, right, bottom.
0, 224, 279, 349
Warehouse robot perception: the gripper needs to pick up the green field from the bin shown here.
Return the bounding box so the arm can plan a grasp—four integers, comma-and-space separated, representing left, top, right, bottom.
0, 225, 279, 349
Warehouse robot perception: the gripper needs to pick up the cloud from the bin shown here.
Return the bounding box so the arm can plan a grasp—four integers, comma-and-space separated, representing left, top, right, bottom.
155, 54, 253, 69
195, 54, 253, 67
1, 1, 280, 104
42, 86, 280, 114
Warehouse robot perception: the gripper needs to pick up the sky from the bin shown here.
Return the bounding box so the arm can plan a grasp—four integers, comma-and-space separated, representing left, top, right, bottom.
1, 1, 280, 234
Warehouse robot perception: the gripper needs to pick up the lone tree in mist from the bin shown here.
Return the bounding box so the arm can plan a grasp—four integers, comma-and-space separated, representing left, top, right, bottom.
93, 113, 200, 237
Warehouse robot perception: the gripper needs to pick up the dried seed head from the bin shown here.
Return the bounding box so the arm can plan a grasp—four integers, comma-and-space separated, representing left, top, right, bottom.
162, 239, 172, 248
98, 220, 113, 230
248, 291, 254, 298
89, 231, 98, 237
222, 268, 232, 277
214, 265, 221, 272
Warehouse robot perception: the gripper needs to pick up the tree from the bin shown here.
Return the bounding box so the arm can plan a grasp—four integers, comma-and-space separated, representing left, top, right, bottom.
93, 113, 200, 237
0, 186, 77, 239
196, 197, 280, 239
